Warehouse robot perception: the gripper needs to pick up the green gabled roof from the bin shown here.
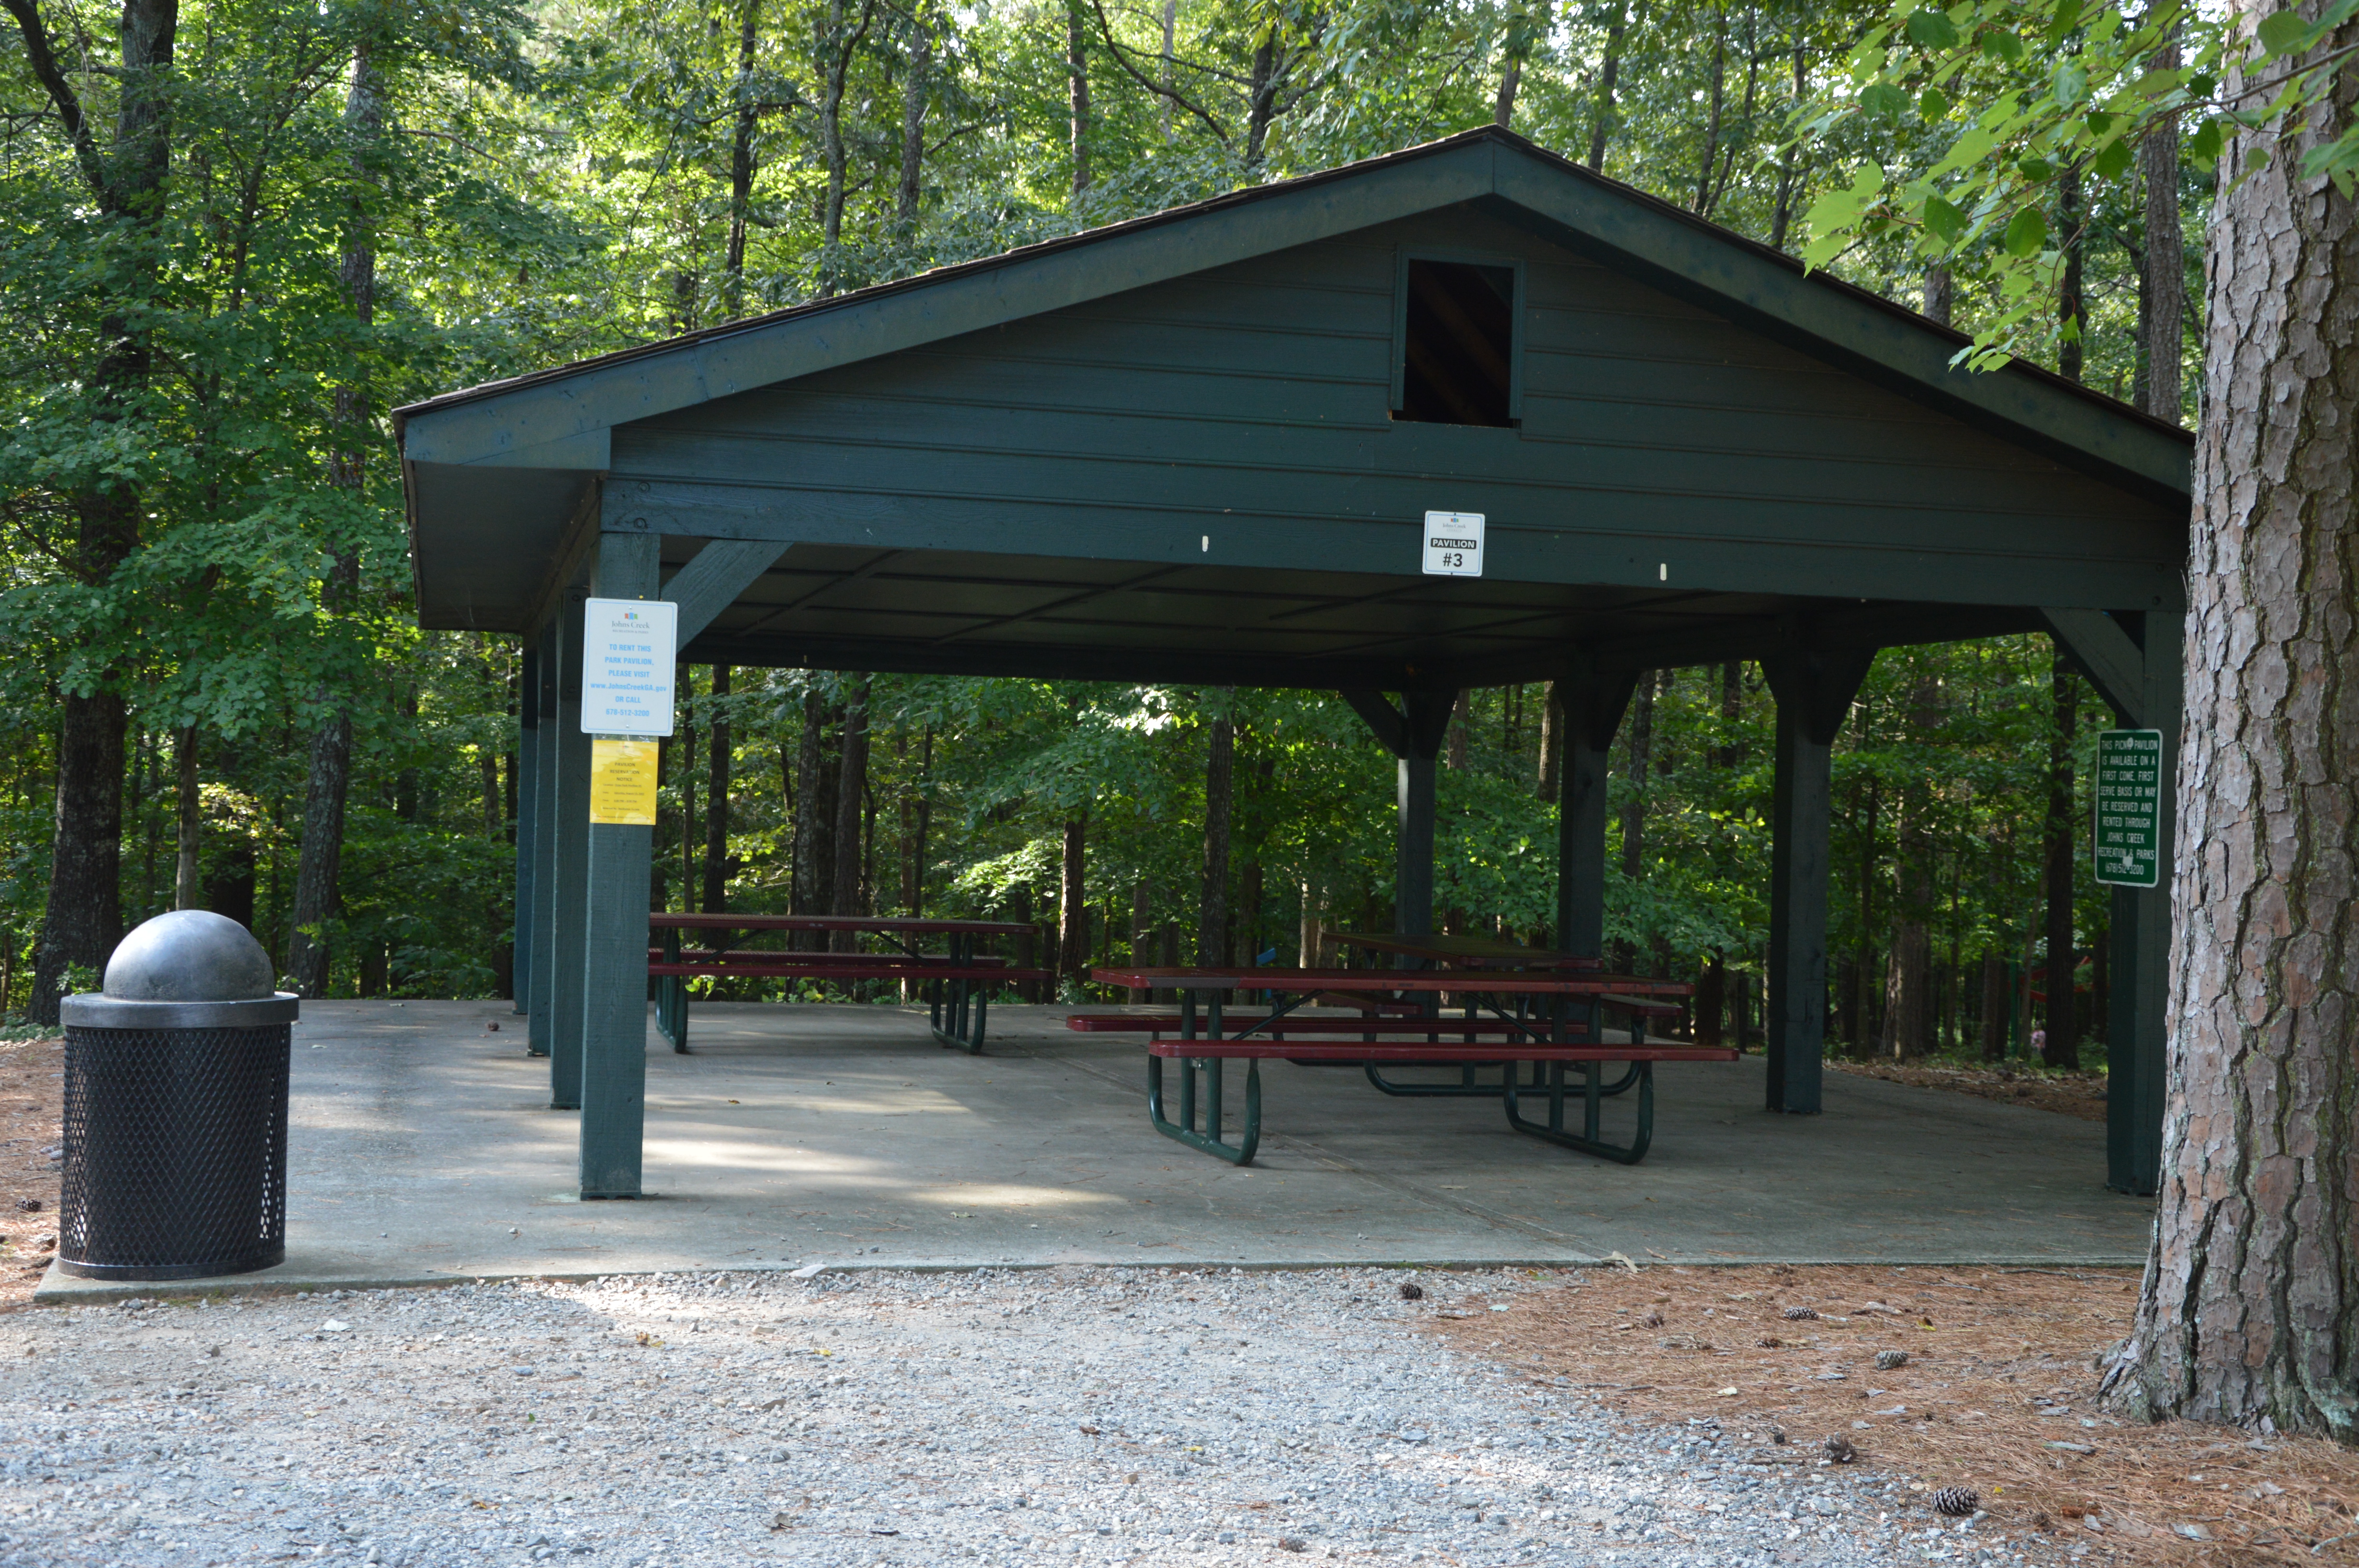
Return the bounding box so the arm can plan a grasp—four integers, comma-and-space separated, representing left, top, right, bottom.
397, 126, 2189, 500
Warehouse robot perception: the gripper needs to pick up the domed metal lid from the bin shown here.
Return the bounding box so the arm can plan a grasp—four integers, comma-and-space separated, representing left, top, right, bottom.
104, 910, 277, 1002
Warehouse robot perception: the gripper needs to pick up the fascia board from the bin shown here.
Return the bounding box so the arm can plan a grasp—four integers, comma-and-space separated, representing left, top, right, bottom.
401, 145, 1496, 469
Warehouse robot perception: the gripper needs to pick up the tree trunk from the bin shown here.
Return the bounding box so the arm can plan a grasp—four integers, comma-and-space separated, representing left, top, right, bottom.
1447, 691, 1469, 770
2105, 14, 2359, 1437
898, 10, 928, 225
2057, 163, 2086, 383
1159, 0, 1176, 140
1059, 814, 1087, 993
704, 664, 731, 913
1979, 950, 2008, 1060
287, 40, 379, 997
1243, 40, 1279, 166
32, 693, 126, 1016
724, 1, 760, 318
2041, 655, 2079, 1068
1586, 0, 1628, 172
1768, 45, 1807, 250
1717, 659, 1743, 767
795, 690, 838, 940
829, 675, 869, 949
1065, 0, 1090, 196
1881, 922, 1931, 1059
1692, 10, 1726, 214
1923, 265, 1954, 327
1534, 681, 1560, 802
1199, 705, 1232, 965
173, 724, 200, 909
1493, 55, 1520, 127
1130, 879, 1152, 1004
1619, 672, 1655, 879
2139, 34, 2185, 424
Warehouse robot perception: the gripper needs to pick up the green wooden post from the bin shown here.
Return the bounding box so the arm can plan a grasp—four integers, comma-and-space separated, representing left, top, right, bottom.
2105, 610, 2179, 1197
1763, 649, 1875, 1114
526, 621, 559, 1058
1553, 666, 1639, 959
512, 645, 538, 1017
580, 532, 661, 1198
550, 593, 591, 1108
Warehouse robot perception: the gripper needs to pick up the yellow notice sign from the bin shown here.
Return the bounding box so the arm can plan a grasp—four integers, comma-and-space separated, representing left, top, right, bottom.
589, 738, 660, 825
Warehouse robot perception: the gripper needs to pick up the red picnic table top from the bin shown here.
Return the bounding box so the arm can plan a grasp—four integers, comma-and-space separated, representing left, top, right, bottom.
649, 912, 1034, 936
1323, 931, 1603, 969
1089, 965, 1693, 997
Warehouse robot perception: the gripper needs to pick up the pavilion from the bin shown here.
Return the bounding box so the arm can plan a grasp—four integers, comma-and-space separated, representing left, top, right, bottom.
397, 127, 2189, 1204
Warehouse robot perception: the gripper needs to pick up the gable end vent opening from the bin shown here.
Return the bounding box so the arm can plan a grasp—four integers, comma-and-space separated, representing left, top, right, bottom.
1395, 260, 1516, 428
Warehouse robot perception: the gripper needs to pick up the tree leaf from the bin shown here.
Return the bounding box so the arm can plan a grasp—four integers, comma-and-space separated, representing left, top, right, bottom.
2255, 9, 2321, 58
2186, 117, 2224, 167
2091, 138, 2133, 180
1980, 30, 2024, 64
1921, 194, 1966, 243
1919, 87, 1951, 122
2052, 60, 2088, 108
1904, 8, 1960, 51
2017, 154, 2053, 181
1861, 82, 1911, 120
2002, 206, 2048, 256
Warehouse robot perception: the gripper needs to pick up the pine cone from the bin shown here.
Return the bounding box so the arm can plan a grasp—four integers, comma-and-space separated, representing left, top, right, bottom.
1783, 1306, 1819, 1321
1399, 1282, 1424, 1301
1930, 1486, 1979, 1517
1875, 1349, 1909, 1370
1756, 1336, 1784, 1348
1825, 1436, 1857, 1463
1641, 1309, 1665, 1327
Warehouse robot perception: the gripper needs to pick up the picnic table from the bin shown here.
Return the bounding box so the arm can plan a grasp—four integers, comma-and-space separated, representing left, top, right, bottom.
1089, 963, 1730, 1168
649, 913, 1047, 1054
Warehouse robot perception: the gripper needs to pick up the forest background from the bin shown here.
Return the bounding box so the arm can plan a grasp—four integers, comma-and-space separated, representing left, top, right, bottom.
0, 0, 2201, 1062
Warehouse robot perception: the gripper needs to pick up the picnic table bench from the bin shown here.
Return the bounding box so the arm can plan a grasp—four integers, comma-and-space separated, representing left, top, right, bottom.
1088, 963, 1730, 1168
651, 913, 1047, 1054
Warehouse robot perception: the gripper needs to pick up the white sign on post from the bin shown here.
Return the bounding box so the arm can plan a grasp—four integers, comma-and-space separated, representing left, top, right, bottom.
581, 597, 678, 737
1421, 511, 1485, 577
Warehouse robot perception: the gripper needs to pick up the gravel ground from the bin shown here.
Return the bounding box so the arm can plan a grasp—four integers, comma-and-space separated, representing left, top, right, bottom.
0, 1267, 2063, 1568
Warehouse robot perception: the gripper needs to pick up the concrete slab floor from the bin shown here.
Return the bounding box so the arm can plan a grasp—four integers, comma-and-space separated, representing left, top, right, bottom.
38, 999, 2152, 1301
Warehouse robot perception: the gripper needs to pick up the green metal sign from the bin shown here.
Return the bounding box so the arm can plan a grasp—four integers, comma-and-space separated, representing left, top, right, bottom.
2094, 729, 2166, 888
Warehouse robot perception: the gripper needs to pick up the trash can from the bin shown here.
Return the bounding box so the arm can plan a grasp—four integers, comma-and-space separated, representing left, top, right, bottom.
57, 911, 298, 1280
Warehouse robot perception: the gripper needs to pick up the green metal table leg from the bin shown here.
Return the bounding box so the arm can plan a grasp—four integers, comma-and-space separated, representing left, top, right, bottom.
1503, 1060, 1654, 1163
1147, 1054, 1261, 1165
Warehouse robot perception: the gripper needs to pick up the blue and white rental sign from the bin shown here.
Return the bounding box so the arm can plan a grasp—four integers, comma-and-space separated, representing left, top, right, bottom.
581, 597, 677, 736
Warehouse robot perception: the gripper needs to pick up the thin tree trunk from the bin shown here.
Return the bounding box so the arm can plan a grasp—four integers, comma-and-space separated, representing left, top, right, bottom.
1619, 672, 1655, 880
1979, 950, 2007, 1060
1692, 11, 1726, 214
1717, 660, 1743, 767
287, 39, 378, 996
2140, 35, 2185, 424
173, 724, 200, 909
2057, 162, 2086, 383
829, 676, 869, 949
1059, 814, 1087, 993
795, 689, 838, 941
1768, 44, 1806, 249
704, 665, 731, 913
1066, 0, 1090, 196
897, 9, 928, 225
1535, 681, 1560, 802
2041, 655, 2079, 1068
2108, 16, 2359, 1436
1586, 0, 1628, 172
34, 693, 126, 1011
1244, 40, 1279, 166
724, 1, 760, 318
1159, 0, 1176, 140
1130, 880, 1152, 1004
1494, 56, 1521, 127
1199, 704, 1232, 965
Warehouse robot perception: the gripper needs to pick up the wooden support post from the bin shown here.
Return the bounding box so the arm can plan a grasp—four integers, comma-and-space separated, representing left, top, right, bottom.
550, 594, 591, 1106
1762, 647, 1874, 1114
526, 621, 559, 1058
580, 532, 662, 1199
1553, 664, 1639, 959
1341, 688, 1455, 943
513, 646, 539, 1016
2046, 608, 2178, 1198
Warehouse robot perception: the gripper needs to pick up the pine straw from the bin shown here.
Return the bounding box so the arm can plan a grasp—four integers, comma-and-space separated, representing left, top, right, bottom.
1826, 1058, 2112, 1123
0, 1030, 62, 1310
1429, 1263, 2359, 1567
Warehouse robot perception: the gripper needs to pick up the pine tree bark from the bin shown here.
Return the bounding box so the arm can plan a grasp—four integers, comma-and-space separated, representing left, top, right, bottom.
2103, 7, 2359, 1438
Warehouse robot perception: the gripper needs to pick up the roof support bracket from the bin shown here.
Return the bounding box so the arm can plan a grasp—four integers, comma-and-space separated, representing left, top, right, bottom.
662, 538, 791, 644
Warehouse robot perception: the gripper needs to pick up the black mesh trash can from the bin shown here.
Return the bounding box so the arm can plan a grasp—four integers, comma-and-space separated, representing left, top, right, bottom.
57, 911, 298, 1281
